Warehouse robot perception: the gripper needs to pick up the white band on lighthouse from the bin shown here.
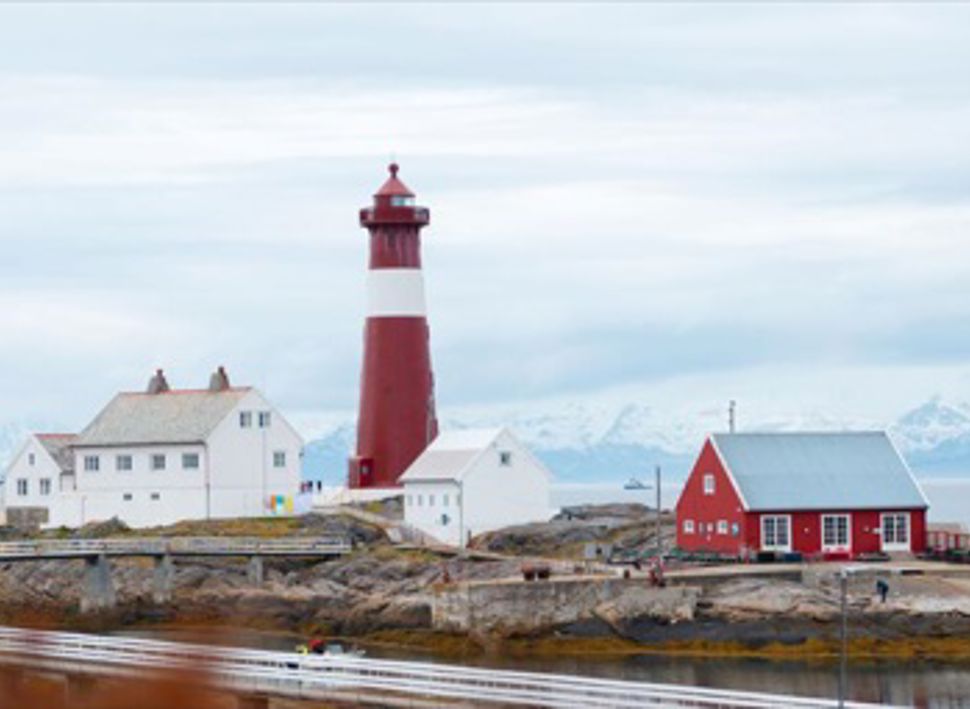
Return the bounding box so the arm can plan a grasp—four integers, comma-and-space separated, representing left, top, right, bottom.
366, 268, 427, 317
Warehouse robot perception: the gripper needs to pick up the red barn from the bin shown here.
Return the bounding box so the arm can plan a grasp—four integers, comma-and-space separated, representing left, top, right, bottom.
675, 432, 928, 559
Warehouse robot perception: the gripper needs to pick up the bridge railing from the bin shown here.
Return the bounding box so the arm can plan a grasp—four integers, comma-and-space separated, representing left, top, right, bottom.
0, 536, 352, 558
0, 627, 890, 708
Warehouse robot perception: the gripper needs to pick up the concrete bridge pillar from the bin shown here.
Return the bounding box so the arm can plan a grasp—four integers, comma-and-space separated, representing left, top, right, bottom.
81, 553, 116, 613
237, 694, 270, 709
152, 553, 175, 604
247, 556, 264, 586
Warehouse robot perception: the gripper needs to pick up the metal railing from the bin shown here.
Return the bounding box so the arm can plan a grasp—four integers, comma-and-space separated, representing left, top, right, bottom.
0, 536, 352, 559
0, 627, 891, 708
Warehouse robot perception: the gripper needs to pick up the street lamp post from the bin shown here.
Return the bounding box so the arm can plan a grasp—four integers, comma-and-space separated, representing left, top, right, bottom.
839, 567, 848, 708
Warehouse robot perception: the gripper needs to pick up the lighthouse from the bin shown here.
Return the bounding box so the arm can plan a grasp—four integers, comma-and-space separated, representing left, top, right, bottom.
348, 163, 439, 489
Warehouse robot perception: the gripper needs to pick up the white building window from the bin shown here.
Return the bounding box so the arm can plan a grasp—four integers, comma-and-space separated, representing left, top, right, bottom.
28, 453, 35, 466
239, 411, 252, 428
703, 473, 715, 495
417, 495, 423, 507
39, 479, 52, 496
717, 520, 728, 535
443, 494, 449, 507
683, 519, 695, 534
182, 453, 200, 469
16, 479, 28, 496
116, 455, 133, 472
151, 492, 161, 501
273, 451, 286, 468
429, 494, 435, 506
151, 454, 166, 471
499, 451, 512, 466
123, 493, 133, 502
258, 411, 272, 428
761, 515, 791, 551
822, 514, 850, 550
84, 455, 100, 472
406, 495, 412, 507
882, 512, 910, 550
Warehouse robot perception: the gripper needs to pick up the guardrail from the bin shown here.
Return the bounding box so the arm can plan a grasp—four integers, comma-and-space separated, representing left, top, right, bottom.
0, 627, 890, 708
0, 536, 352, 559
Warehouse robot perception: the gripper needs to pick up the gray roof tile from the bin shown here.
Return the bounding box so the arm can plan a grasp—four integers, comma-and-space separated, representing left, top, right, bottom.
711, 432, 928, 511
75, 388, 251, 447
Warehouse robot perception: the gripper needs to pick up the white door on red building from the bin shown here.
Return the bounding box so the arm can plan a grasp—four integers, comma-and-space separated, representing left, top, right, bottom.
881, 512, 910, 552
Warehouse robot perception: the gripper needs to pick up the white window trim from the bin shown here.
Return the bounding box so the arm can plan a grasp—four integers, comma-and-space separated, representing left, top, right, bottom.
821, 513, 852, 552
683, 519, 695, 534
717, 519, 728, 535
880, 512, 911, 552
760, 514, 792, 552
703, 473, 715, 495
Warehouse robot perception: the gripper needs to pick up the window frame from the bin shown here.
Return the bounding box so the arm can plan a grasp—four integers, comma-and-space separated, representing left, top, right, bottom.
881, 512, 910, 551
683, 519, 695, 534
116, 454, 133, 472
39, 478, 52, 496
272, 451, 286, 468
150, 454, 167, 471
717, 519, 728, 535
16, 479, 28, 496
821, 513, 851, 551
239, 411, 253, 428
84, 455, 100, 472
182, 453, 200, 470
703, 473, 715, 495
258, 411, 272, 428
760, 514, 792, 552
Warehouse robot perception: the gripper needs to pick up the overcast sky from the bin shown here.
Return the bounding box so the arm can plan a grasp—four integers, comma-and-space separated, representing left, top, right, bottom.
2, 3, 970, 435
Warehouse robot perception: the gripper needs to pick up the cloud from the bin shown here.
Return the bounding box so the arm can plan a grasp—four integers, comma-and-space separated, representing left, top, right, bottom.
0, 4, 969, 431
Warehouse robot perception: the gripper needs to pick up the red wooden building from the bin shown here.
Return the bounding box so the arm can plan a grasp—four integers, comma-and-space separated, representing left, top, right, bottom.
675, 432, 928, 559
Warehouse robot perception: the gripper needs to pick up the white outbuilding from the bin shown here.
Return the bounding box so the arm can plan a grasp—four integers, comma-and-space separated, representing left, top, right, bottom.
2, 367, 303, 529
399, 427, 552, 547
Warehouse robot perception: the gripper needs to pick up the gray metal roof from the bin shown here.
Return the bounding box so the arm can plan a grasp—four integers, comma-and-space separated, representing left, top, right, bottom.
711, 432, 928, 511
36, 434, 77, 473
75, 388, 251, 447
400, 428, 504, 483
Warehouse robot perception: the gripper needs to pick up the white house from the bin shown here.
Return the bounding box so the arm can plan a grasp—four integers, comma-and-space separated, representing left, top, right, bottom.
2, 368, 303, 529
400, 427, 552, 547
2, 433, 77, 528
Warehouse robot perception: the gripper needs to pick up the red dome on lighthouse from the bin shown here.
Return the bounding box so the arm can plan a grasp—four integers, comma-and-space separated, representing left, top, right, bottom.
375, 162, 414, 197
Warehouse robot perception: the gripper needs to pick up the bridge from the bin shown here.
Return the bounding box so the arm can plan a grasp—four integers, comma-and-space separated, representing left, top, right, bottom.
0, 626, 887, 708
0, 537, 352, 611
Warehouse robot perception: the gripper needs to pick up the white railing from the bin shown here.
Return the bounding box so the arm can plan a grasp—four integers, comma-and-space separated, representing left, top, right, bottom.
0, 627, 891, 708
0, 536, 352, 559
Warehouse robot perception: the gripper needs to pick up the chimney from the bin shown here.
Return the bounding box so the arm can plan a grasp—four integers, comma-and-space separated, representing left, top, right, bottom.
209, 366, 231, 392
147, 368, 170, 394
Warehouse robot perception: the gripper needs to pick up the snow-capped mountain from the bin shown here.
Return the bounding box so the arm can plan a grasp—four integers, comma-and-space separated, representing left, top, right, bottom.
295, 396, 970, 486
3, 396, 969, 485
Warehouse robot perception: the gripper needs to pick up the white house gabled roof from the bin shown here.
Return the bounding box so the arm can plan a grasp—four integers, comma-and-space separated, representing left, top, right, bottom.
36, 434, 78, 473
74, 388, 251, 447
399, 427, 506, 483
710, 431, 929, 512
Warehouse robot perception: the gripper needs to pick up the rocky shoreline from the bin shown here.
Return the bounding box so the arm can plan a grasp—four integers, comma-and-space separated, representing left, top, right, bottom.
2, 508, 970, 662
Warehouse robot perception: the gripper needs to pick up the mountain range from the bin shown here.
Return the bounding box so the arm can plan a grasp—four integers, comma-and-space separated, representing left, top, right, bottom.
301, 396, 970, 486
2, 397, 968, 484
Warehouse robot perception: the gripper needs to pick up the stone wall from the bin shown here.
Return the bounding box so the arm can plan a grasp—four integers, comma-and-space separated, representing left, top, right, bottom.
432, 576, 699, 635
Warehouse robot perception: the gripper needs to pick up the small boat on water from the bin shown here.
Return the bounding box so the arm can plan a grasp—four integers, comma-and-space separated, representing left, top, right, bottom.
296, 638, 366, 658
624, 477, 648, 490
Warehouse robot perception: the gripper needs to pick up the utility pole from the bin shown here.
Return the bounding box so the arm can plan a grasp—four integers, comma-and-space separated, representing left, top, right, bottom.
839, 567, 848, 708
655, 464, 662, 558
729, 400, 737, 433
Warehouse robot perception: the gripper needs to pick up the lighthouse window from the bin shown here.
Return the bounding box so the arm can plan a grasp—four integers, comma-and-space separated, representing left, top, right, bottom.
390, 195, 414, 207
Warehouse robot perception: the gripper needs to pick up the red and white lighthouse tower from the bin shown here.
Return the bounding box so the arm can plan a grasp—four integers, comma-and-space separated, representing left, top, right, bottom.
348, 163, 438, 489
